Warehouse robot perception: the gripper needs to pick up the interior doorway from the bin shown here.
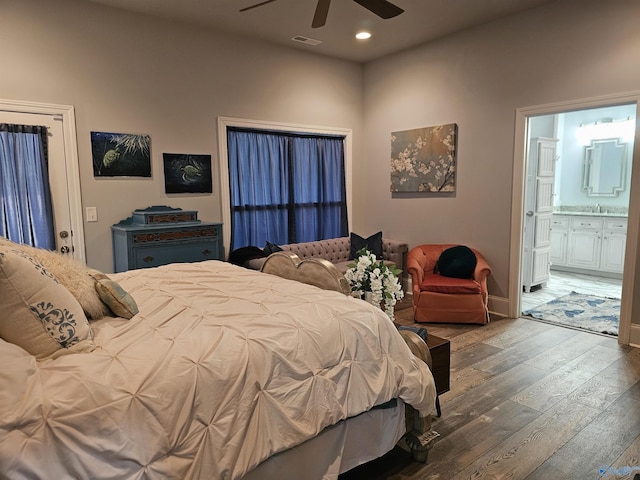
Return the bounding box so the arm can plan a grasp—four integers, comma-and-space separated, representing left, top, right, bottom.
509, 92, 640, 346
521, 104, 634, 321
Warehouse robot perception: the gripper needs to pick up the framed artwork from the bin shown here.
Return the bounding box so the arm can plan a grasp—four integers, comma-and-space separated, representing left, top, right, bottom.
91, 132, 151, 177
390, 123, 458, 193
163, 153, 213, 194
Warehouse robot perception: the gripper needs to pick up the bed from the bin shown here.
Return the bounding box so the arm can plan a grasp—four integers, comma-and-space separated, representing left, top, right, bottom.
0, 243, 437, 480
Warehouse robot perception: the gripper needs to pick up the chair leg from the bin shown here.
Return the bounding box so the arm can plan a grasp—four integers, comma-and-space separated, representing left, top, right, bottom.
435, 395, 441, 417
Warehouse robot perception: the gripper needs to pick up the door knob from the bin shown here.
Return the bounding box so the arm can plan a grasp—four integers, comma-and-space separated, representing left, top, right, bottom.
59, 231, 69, 238
526, 211, 534, 217
60, 246, 70, 254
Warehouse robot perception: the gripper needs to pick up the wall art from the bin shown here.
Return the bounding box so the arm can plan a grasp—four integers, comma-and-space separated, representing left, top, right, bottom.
163, 153, 212, 194
390, 123, 457, 193
91, 132, 151, 177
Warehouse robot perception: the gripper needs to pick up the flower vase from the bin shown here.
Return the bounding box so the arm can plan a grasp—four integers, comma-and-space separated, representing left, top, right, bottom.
364, 291, 382, 309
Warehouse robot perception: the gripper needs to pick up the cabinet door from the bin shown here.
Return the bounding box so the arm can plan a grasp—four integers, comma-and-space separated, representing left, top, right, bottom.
568, 230, 601, 269
550, 228, 568, 266
601, 232, 626, 273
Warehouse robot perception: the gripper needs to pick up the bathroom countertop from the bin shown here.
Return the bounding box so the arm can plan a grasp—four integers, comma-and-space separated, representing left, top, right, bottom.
552, 211, 628, 218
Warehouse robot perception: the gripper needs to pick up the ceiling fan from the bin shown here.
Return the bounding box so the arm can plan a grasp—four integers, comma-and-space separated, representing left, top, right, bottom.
239, 0, 404, 28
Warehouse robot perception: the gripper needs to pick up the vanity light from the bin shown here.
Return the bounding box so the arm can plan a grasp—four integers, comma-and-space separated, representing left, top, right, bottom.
577, 117, 636, 146
355, 31, 372, 40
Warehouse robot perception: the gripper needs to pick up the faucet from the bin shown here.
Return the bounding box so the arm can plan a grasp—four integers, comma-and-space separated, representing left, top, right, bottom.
595, 203, 601, 213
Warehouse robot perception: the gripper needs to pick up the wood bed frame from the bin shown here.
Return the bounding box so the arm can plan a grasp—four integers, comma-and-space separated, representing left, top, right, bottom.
260, 251, 440, 462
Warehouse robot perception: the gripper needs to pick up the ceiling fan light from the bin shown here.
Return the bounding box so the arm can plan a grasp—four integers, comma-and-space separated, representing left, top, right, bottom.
356, 31, 372, 40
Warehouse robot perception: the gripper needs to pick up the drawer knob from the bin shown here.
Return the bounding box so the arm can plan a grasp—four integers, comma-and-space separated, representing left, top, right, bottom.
202, 249, 212, 256
143, 256, 154, 263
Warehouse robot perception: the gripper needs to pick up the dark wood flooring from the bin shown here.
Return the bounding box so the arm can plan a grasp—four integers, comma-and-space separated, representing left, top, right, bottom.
341, 302, 640, 480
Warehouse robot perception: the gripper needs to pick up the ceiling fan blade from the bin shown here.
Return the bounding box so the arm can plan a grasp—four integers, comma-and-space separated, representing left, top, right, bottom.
312, 0, 331, 28
352, 0, 404, 19
239, 0, 278, 13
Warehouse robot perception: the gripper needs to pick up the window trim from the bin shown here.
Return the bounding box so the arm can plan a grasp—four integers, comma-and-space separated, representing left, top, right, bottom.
217, 116, 352, 257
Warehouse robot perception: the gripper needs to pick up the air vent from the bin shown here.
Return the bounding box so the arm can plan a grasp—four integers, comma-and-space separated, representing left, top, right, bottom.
291, 35, 322, 46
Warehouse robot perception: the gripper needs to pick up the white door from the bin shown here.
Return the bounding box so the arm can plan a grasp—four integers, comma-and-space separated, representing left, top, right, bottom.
0, 108, 84, 260
522, 137, 556, 292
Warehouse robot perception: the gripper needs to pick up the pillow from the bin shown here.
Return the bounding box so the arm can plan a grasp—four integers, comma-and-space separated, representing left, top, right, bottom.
264, 241, 284, 255
435, 245, 477, 279
90, 272, 139, 319
349, 231, 383, 260
0, 250, 94, 360
0, 238, 111, 320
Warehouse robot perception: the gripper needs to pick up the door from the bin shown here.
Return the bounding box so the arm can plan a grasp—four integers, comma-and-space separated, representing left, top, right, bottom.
522, 137, 556, 292
0, 108, 83, 259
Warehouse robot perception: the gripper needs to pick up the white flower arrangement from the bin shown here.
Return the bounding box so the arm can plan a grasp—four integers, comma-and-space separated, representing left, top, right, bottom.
344, 248, 404, 320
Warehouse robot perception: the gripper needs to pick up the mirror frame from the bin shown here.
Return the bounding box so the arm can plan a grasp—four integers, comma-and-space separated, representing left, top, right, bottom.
582, 138, 627, 197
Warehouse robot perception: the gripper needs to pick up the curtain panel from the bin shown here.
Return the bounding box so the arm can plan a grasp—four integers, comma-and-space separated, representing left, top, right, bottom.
0, 123, 55, 249
227, 128, 348, 250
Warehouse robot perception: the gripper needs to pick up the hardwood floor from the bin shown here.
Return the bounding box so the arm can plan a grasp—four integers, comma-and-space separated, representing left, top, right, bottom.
341, 312, 640, 480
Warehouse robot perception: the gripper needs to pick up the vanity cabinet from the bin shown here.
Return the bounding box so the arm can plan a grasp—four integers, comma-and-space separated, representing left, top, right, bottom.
550, 214, 626, 276
549, 216, 568, 266
601, 218, 628, 273
112, 206, 223, 273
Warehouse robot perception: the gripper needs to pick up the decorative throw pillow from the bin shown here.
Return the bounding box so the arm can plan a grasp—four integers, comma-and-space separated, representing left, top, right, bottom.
0, 238, 111, 320
349, 231, 383, 260
435, 245, 477, 279
89, 272, 139, 319
264, 241, 284, 255
0, 250, 94, 360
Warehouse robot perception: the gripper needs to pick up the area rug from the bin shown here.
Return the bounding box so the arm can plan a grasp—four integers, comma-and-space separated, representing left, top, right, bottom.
523, 291, 620, 336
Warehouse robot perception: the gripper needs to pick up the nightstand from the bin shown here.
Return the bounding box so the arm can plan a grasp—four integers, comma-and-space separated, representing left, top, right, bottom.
112, 206, 223, 273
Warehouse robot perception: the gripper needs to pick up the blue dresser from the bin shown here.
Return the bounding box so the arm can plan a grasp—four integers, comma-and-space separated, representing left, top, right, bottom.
112, 206, 223, 273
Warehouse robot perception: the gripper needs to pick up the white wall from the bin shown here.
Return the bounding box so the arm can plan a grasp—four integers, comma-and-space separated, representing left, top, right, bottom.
0, 0, 363, 272
361, 0, 640, 302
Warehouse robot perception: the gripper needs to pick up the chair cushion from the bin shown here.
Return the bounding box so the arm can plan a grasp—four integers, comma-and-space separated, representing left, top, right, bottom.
419, 273, 481, 294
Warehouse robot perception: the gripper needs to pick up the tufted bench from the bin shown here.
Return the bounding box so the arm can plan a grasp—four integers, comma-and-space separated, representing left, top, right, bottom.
246, 236, 409, 283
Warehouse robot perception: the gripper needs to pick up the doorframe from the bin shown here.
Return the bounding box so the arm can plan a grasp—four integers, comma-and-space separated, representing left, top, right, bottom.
0, 98, 86, 262
509, 91, 640, 347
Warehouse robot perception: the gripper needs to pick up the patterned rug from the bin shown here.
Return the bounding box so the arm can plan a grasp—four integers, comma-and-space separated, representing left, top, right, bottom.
523, 291, 620, 336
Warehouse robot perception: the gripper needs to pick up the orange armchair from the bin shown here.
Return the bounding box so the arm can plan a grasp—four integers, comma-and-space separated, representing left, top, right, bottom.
407, 244, 491, 324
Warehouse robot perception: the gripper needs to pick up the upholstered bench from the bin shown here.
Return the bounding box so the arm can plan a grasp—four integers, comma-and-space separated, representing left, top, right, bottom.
246, 236, 409, 282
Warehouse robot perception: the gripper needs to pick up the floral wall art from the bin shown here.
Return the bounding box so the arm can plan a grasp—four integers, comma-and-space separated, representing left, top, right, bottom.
163, 153, 212, 194
91, 132, 151, 177
390, 123, 458, 193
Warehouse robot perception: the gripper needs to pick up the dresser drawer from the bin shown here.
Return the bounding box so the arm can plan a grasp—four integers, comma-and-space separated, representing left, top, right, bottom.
132, 225, 220, 246
134, 241, 219, 269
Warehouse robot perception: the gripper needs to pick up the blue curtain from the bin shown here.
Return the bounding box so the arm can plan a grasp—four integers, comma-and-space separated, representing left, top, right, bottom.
227, 129, 347, 250
0, 124, 55, 250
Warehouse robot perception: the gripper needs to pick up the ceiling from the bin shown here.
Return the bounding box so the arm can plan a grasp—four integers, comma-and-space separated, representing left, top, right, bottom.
82, 0, 557, 63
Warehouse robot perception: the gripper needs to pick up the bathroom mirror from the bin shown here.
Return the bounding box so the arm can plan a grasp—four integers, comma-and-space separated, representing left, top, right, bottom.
582, 138, 627, 197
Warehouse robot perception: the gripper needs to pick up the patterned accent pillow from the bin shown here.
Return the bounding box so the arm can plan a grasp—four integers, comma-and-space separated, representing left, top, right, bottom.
90, 272, 139, 319
0, 250, 95, 360
0, 237, 110, 320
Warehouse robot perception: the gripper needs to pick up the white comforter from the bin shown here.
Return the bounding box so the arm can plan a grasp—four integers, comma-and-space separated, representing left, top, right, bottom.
0, 261, 436, 480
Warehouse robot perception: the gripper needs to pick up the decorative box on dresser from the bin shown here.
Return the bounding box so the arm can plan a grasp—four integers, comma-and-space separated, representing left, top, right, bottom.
112, 206, 223, 273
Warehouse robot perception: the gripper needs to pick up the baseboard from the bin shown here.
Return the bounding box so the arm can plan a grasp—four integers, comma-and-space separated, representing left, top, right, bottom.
488, 295, 509, 318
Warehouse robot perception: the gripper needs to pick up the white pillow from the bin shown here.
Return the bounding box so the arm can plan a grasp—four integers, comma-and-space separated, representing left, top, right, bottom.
0, 249, 95, 360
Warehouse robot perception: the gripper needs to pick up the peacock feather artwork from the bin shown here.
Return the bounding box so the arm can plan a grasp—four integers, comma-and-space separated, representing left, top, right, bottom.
163, 153, 212, 194
91, 131, 151, 177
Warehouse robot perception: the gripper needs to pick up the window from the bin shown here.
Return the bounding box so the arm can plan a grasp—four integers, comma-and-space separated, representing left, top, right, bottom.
226, 127, 348, 250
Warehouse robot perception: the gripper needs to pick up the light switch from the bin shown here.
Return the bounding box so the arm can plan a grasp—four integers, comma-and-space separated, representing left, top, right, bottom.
86, 207, 98, 222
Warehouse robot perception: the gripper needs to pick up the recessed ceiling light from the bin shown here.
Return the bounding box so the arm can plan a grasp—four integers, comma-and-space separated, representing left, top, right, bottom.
355, 31, 372, 40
